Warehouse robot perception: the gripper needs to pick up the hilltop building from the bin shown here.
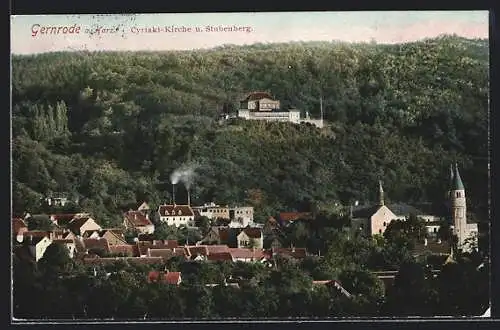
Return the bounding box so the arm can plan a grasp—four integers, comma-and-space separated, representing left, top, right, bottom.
237, 92, 324, 128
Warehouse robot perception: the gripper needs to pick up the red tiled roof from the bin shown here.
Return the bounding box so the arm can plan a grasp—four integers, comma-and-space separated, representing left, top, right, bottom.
52, 239, 74, 244
12, 218, 28, 235
137, 233, 155, 241
148, 271, 182, 285
158, 205, 194, 217
146, 247, 187, 259
229, 248, 265, 260
108, 244, 139, 257
272, 248, 307, 259
206, 245, 230, 254
82, 257, 163, 265
218, 228, 230, 242
124, 211, 153, 227
137, 240, 180, 255
187, 246, 209, 257
83, 238, 110, 253
207, 252, 233, 261
241, 228, 262, 239
23, 231, 51, 238
279, 212, 313, 222
241, 91, 274, 101
68, 217, 93, 232
152, 240, 178, 248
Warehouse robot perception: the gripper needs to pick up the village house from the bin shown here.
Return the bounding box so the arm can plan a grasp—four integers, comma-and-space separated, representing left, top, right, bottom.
136, 240, 179, 256
237, 228, 263, 249
123, 210, 155, 234
67, 216, 102, 236
83, 229, 127, 245
137, 201, 150, 213
108, 244, 140, 257
277, 212, 314, 227
198, 226, 226, 245
147, 247, 188, 261
229, 248, 266, 262
229, 206, 254, 227
207, 252, 234, 262
158, 204, 195, 227
49, 213, 90, 227
81, 237, 111, 256
12, 218, 28, 242
24, 235, 53, 262
271, 247, 308, 260
147, 270, 182, 285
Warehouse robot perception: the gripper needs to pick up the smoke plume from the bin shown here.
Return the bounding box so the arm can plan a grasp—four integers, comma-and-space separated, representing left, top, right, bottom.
170, 163, 198, 190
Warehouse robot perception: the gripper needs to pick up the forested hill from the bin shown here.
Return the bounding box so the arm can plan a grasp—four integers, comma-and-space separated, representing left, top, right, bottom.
12, 35, 489, 227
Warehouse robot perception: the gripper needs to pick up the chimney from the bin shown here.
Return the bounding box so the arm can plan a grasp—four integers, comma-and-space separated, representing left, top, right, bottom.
187, 189, 191, 206
172, 183, 176, 206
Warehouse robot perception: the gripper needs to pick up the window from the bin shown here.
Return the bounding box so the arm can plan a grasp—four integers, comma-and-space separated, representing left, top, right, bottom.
433, 228, 437, 233
383, 222, 386, 226
379, 229, 382, 234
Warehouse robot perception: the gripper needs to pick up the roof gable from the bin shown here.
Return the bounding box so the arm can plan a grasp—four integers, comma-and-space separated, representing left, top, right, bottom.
124, 211, 153, 227
158, 205, 194, 217
352, 205, 382, 219
240, 228, 262, 239
242, 91, 274, 102
279, 212, 313, 222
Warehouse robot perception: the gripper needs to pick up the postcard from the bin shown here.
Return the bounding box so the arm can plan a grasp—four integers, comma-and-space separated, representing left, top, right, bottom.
10, 11, 490, 322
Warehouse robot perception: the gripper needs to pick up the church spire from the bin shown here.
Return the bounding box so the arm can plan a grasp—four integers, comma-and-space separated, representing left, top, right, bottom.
453, 163, 465, 191
378, 180, 384, 206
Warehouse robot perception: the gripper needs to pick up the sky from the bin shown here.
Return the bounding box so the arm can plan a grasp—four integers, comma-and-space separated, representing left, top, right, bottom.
10, 11, 489, 54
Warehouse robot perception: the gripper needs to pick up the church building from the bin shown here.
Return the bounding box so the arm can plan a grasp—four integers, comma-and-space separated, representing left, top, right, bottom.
350, 164, 478, 252
448, 163, 479, 252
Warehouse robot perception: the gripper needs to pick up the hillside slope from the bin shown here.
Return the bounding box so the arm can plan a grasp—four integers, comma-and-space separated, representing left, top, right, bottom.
11, 35, 489, 227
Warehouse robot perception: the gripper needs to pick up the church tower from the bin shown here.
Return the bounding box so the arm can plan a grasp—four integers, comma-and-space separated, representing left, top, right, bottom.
450, 163, 467, 249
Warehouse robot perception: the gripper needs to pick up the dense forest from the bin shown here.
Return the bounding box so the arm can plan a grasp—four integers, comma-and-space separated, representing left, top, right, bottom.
11, 34, 490, 320
12, 35, 489, 229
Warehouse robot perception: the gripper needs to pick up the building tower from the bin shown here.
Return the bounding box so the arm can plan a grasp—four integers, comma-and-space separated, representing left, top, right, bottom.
450, 163, 467, 249
378, 180, 385, 206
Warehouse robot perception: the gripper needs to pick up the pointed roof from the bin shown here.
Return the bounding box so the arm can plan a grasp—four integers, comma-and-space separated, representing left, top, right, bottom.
453, 163, 465, 190
378, 180, 385, 206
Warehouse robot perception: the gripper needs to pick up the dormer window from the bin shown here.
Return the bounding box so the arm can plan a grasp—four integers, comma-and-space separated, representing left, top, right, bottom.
178, 210, 182, 215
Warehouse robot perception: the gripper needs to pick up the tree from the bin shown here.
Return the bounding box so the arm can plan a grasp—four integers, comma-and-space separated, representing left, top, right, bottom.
382, 260, 438, 316
38, 243, 72, 274
195, 216, 211, 235
27, 214, 54, 231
